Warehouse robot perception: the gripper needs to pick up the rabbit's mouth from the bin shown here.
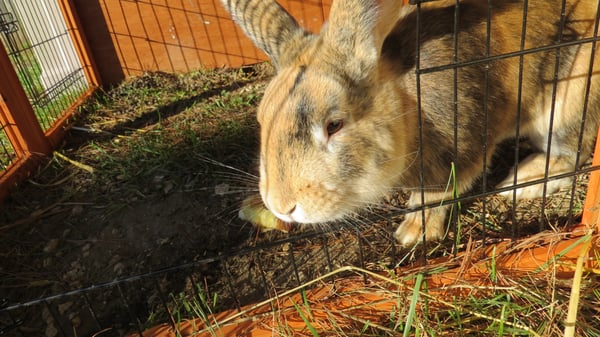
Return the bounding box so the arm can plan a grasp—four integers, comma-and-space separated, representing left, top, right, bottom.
262, 188, 353, 225
268, 204, 306, 224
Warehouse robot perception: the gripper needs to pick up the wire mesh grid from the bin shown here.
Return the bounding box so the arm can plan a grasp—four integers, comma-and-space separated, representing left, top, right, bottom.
0, 124, 16, 170
0, 0, 89, 131
1, 0, 599, 336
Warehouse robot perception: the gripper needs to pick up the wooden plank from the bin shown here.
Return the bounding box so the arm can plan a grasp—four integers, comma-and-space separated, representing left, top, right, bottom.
0, 39, 51, 201
75, 0, 333, 83
57, 0, 102, 88
581, 125, 600, 232
0, 40, 51, 160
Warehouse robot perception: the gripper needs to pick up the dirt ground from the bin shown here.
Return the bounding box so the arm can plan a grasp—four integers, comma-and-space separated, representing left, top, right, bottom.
0, 64, 591, 336
0, 65, 383, 336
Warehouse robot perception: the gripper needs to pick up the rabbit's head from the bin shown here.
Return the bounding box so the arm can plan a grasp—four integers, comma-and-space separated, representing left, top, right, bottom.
221, 0, 408, 223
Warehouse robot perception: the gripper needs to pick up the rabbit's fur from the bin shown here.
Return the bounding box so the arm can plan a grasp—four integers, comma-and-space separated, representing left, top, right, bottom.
221, 0, 600, 246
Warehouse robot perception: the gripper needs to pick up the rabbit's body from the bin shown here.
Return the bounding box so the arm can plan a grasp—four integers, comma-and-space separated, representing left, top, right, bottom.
221, 0, 600, 245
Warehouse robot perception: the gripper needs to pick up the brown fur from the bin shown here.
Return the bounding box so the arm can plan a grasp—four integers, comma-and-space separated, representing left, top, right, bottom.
221, 0, 600, 246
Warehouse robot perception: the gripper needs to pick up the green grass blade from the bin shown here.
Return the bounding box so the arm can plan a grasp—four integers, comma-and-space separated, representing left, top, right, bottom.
403, 273, 424, 337
293, 299, 320, 337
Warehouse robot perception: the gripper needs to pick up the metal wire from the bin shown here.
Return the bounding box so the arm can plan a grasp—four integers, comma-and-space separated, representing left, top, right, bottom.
116, 283, 143, 337
414, 0, 427, 264
451, 0, 460, 255
43, 300, 67, 337
1, 2, 600, 337
480, 0, 492, 253
222, 262, 243, 313
0, 1, 88, 131
81, 292, 102, 333
511, 0, 529, 241
567, 0, 600, 229
0, 126, 15, 170
288, 243, 302, 287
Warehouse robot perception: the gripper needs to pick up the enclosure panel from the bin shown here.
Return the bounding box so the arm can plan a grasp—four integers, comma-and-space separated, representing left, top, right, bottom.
0, 0, 97, 201
0, 0, 92, 131
0, 46, 51, 201
582, 125, 600, 232
0, 127, 15, 171
57, 0, 101, 88
76, 0, 332, 85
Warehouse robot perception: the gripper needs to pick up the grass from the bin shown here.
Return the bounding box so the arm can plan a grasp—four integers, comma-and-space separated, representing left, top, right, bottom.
9, 44, 72, 129
169, 286, 222, 337
0, 66, 266, 208
68, 68, 264, 201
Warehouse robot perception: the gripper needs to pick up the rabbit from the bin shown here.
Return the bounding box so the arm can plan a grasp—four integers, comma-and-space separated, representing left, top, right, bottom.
220, 0, 600, 246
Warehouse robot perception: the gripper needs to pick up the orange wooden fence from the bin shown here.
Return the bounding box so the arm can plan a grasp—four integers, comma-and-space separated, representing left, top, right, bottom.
74, 0, 332, 85
0, 0, 99, 201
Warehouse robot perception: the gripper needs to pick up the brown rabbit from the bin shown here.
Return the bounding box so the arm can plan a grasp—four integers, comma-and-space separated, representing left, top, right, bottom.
221, 0, 600, 246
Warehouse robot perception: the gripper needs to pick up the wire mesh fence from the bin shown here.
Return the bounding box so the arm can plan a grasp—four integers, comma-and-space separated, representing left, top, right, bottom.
0, 0, 88, 131
0, 126, 15, 170
1, 0, 599, 336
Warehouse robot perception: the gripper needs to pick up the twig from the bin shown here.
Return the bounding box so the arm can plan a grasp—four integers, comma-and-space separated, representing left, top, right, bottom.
563, 229, 593, 337
53, 151, 95, 174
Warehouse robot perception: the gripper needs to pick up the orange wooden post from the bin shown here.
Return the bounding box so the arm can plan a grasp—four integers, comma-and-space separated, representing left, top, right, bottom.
0, 41, 51, 158
581, 125, 600, 232
40, 0, 101, 147
57, 0, 101, 88
0, 39, 52, 200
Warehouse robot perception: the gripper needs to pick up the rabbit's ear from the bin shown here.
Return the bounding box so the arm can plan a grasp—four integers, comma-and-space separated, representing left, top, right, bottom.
322, 0, 403, 80
220, 0, 314, 69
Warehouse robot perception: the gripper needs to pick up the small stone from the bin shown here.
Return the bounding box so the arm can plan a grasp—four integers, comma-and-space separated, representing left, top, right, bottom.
214, 183, 230, 196
109, 255, 121, 265
163, 180, 174, 194
71, 205, 84, 215
43, 239, 60, 254
58, 301, 73, 315
70, 316, 81, 328
113, 262, 125, 275
62, 228, 71, 238
45, 323, 58, 337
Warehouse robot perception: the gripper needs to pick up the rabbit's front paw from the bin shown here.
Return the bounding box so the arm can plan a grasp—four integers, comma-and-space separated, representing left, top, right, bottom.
393, 207, 446, 247
498, 154, 574, 201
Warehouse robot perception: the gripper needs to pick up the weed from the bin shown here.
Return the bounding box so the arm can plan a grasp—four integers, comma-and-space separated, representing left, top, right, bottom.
402, 273, 424, 337
170, 285, 222, 337
292, 290, 320, 337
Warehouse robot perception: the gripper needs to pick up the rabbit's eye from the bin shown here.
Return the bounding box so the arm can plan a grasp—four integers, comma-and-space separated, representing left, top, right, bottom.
326, 119, 344, 136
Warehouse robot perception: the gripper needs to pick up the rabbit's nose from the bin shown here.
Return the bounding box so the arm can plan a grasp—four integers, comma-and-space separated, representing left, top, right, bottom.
270, 202, 310, 224
263, 197, 294, 223
288, 204, 311, 223
273, 204, 298, 223
285, 205, 296, 216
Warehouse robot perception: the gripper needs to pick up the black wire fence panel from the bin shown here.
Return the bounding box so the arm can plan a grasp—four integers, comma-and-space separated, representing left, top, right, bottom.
0, 227, 380, 337
0, 125, 16, 170
1, 0, 600, 336
0, 0, 88, 131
